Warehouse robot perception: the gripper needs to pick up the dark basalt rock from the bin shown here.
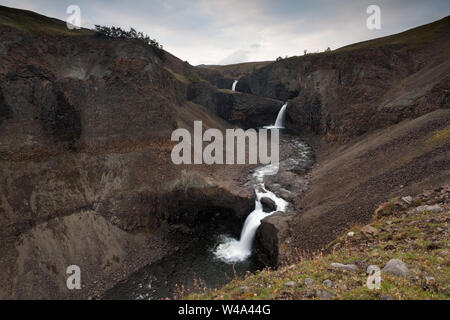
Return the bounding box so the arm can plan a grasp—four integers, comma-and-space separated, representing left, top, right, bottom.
40, 90, 81, 151
194, 66, 235, 90
254, 212, 293, 267
260, 197, 277, 213
237, 62, 299, 101
286, 90, 322, 134
187, 80, 284, 129
0, 86, 12, 125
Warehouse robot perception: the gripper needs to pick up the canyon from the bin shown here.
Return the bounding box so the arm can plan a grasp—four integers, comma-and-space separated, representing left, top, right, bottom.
0, 5, 449, 299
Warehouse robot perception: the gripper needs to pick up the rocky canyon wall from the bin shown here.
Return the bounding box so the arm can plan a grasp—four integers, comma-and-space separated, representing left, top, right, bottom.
237, 16, 450, 141
0, 7, 254, 299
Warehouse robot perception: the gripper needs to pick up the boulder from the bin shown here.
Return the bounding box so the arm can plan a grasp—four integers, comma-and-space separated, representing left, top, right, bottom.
323, 279, 334, 288
383, 259, 409, 277
260, 197, 277, 213
254, 212, 292, 267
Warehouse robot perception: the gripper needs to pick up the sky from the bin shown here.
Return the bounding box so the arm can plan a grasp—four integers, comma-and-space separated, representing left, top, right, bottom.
1, 0, 449, 65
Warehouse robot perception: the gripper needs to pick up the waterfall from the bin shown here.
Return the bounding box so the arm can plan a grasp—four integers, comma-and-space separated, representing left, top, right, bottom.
214, 163, 288, 263
274, 103, 288, 128
213, 102, 290, 263
232, 80, 238, 91
263, 103, 288, 130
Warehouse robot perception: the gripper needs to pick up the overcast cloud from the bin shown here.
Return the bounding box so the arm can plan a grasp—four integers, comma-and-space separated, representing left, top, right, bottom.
1, 0, 449, 65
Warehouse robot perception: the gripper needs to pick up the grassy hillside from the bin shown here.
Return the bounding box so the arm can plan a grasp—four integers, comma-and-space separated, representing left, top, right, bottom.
0, 5, 94, 36
336, 15, 450, 52
189, 188, 449, 300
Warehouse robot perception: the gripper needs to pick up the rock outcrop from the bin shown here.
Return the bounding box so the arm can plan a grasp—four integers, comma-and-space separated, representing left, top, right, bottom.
254, 212, 293, 266
187, 80, 284, 128
193, 66, 235, 90
260, 197, 277, 213
383, 259, 409, 278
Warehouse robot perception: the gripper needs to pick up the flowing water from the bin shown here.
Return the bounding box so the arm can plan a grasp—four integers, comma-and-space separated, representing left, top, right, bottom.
264, 103, 288, 129
104, 102, 314, 299
232, 80, 238, 91
274, 103, 288, 128
213, 163, 288, 262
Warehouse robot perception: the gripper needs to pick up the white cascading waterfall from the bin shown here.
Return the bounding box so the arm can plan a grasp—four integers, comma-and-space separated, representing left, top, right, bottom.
214, 163, 288, 263
213, 102, 290, 263
232, 80, 238, 91
274, 103, 288, 128
263, 103, 288, 130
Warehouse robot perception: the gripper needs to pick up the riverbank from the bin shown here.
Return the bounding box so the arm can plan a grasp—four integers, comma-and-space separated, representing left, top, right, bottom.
189, 186, 449, 300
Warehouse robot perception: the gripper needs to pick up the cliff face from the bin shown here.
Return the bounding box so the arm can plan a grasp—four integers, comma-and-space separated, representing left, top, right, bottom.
194, 61, 271, 88
187, 80, 284, 128
237, 16, 450, 141
0, 6, 255, 299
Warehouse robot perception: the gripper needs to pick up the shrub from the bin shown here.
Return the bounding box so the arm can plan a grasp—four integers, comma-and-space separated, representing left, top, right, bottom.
94, 25, 165, 59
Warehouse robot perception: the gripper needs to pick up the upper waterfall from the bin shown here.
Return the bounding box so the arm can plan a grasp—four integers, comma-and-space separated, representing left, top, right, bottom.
264, 103, 288, 129
232, 80, 238, 91
274, 103, 288, 128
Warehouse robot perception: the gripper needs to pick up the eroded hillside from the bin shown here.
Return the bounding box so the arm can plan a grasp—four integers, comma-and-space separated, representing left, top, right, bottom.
0, 5, 255, 299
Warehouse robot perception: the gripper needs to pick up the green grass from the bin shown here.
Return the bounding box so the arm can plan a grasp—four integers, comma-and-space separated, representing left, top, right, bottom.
0, 5, 94, 36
